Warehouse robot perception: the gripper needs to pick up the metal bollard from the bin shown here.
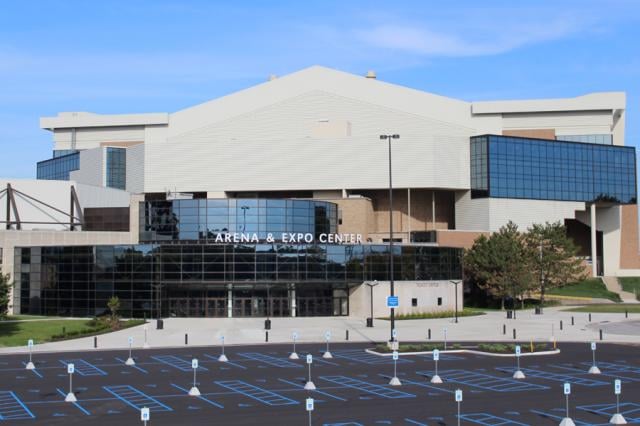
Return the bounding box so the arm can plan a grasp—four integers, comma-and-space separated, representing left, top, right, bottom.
62, 326, 66, 335
185, 333, 188, 345
94, 336, 97, 348
513, 328, 516, 339
560, 320, 563, 331
428, 329, 431, 340
599, 329, 603, 341
589, 313, 592, 322
571, 316, 574, 326
265, 331, 269, 342
503, 324, 506, 335
345, 330, 349, 341
625, 310, 628, 318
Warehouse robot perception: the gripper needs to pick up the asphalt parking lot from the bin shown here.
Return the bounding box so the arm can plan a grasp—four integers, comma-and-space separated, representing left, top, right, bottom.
0, 341, 638, 425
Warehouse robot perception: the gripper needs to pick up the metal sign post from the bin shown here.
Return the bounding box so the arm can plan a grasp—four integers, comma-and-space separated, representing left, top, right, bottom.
126, 337, 135, 366
143, 324, 150, 349
218, 336, 228, 362
25, 339, 35, 370
513, 345, 525, 379
588, 342, 601, 374
389, 350, 401, 386
140, 407, 150, 425
65, 363, 77, 402
188, 359, 201, 396
559, 383, 576, 426
323, 331, 333, 359
610, 379, 626, 424
289, 332, 299, 360
306, 397, 314, 426
304, 354, 316, 390
444, 328, 448, 351
455, 389, 462, 426
431, 349, 442, 383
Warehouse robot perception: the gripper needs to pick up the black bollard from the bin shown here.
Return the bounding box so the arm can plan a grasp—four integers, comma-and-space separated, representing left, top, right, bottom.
62, 326, 66, 335
94, 336, 97, 348
185, 333, 188, 345
345, 330, 349, 341
560, 320, 563, 331
428, 329, 431, 340
503, 324, 506, 335
599, 329, 603, 341
513, 328, 516, 340
625, 310, 628, 318
571, 316, 574, 326
265, 331, 269, 342
589, 313, 592, 322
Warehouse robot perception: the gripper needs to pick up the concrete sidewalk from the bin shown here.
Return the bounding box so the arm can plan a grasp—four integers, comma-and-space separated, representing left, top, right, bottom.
1, 307, 639, 354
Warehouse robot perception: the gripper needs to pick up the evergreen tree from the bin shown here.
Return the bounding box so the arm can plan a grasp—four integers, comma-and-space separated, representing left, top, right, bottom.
0, 273, 12, 319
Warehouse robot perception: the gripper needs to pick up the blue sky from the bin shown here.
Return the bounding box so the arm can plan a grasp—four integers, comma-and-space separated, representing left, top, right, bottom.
1, 0, 640, 177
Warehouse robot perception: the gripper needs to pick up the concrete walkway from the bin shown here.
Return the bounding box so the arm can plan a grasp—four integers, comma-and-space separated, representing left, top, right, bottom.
602, 276, 638, 302
1, 307, 639, 355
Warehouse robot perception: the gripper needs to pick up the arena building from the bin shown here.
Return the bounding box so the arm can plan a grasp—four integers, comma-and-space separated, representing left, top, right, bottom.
1, 66, 638, 318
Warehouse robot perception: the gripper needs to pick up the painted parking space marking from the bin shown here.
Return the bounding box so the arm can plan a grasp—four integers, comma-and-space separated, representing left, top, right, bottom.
59, 359, 107, 376
202, 354, 247, 370
277, 378, 347, 401
0, 391, 36, 420
494, 367, 607, 386
21, 362, 43, 379
577, 402, 640, 422
114, 357, 148, 374
378, 374, 453, 394
151, 355, 208, 372
215, 380, 299, 406
237, 352, 302, 368
418, 370, 548, 392
550, 363, 640, 382
404, 419, 428, 425
458, 413, 529, 425
319, 376, 415, 399
330, 349, 412, 365
530, 409, 609, 425
103, 385, 173, 412
55, 388, 90, 415
170, 383, 224, 408
580, 361, 640, 375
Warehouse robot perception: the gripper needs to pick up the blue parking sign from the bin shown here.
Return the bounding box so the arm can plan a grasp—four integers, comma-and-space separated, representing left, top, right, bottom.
387, 296, 399, 308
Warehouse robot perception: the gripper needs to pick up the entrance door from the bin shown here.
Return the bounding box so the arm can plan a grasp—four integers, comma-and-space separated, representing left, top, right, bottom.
206, 298, 227, 317
233, 298, 253, 317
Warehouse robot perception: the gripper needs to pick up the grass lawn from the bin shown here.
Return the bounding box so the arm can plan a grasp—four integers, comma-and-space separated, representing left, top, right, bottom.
618, 277, 640, 301
548, 278, 622, 302
563, 304, 640, 313
0, 318, 145, 347
374, 342, 552, 354
378, 308, 485, 320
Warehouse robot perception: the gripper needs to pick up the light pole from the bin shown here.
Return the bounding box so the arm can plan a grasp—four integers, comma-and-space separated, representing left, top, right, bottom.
380, 133, 400, 342
241, 205, 249, 232
450, 280, 461, 323
365, 280, 379, 327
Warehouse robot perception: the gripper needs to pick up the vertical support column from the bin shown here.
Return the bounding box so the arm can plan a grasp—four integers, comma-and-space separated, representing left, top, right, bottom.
290, 284, 296, 317
227, 285, 233, 318
431, 190, 436, 230
407, 188, 411, 241
590, 204, 598, 277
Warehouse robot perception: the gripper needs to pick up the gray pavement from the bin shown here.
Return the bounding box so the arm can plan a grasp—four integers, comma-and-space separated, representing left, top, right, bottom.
2, 306, 639, 354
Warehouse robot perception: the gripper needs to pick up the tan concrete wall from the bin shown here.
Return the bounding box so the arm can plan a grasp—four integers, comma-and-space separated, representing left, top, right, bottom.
503, 129, 556, 140
620, 204, 640, 269
436, 230, 488, 249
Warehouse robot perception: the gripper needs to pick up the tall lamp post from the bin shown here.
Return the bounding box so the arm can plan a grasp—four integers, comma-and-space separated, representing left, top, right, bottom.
365, 280, 379, 327
380, 134, 400, 342
450, 280, 461, 323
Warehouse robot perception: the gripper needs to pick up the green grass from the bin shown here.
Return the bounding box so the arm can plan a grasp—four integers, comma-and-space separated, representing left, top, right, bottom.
563, 304, 640, 313
378, 308, 485, 320
375, 343, 462, 353
3, 315, 71, 321
619, 277, 640, 301
548, 278, 622, 302
0, 319, 145, 347
374, 342, 551, 354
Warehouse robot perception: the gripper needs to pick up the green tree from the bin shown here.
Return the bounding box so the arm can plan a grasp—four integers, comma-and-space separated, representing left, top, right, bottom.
107, 296, 121, 329
0, 273, 12, 319
525, 221, 587, 312
464, 222, 534, 309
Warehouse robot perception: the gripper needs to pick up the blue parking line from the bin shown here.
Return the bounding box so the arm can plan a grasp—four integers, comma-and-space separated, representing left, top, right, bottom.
59, 359, 107, 376
103, 385, 173, 412
21, 362, 43, 379
319, 376, 415, 399
238, 353, 302, 368
404, 419, 428, 426
323, 423, 364, 426
418, 370, 548, 392
151, 355, 208, 372
313, 356, 341, 367
215, 380, 299, 406
278, 378, 347, 401
550, 364, 640, 383
0, 391, 36, 420
170, 383, 224, 409
114, 357, 148, 374
55, 388, 90, 416
577, 402, 640, 422
581, 361, 640, 375
530, 409, 609, 425
330, 349, 413, 365
202, 354, 247, 370
378, 374, 454, 394
494, 367, 607, 387
459, 413, 529, 425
